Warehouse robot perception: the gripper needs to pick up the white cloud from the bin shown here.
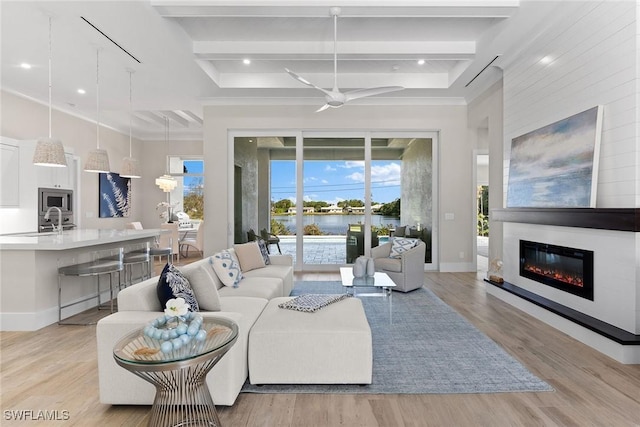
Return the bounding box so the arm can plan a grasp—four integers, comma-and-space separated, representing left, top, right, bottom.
345, 162, 401, 186
342, 161, 364, 169
325, 165, 337, 172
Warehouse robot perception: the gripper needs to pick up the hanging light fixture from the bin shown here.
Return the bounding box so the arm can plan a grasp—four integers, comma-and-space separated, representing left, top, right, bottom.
84, 48, 110, 173
33, 16, 67, 168
120, 68, 140, 178
155, 116, 177, 192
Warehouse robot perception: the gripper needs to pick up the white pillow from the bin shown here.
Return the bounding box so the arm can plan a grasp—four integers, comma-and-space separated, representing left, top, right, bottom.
234, 241, 266, 272
209, 251, 243, 288
183, 264, 221, 311
389, 237, 420, 258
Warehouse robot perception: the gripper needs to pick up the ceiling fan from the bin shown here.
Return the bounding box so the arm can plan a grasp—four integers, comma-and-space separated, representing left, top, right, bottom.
285, 7, 404, 112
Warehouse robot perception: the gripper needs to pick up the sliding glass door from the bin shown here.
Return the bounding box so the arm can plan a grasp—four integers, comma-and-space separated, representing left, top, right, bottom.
232, 131, 437, 271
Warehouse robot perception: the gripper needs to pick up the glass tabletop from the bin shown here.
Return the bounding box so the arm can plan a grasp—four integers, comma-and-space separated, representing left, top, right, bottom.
340, 267, 396, 288
113, 317, 238, 365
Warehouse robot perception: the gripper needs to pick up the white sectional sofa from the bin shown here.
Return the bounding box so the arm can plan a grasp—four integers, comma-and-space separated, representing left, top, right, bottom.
96, 250, 293, 407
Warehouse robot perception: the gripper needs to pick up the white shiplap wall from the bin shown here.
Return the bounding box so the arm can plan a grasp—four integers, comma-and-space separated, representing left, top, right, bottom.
503, 1, 637, 208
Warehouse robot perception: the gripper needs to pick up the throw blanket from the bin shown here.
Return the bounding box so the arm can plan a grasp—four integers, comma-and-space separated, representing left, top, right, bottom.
278, 294, 352, 313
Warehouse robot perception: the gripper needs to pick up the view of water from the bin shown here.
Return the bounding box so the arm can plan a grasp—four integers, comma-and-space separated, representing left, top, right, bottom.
272, 214, 401, 235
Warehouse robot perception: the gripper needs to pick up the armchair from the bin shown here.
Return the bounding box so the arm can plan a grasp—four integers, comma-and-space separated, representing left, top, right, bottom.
370, 240, 426, 292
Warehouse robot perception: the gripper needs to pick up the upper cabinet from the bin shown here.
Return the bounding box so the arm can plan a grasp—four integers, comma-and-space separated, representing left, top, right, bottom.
36, 153, 76, 190
0, 142, 20, 207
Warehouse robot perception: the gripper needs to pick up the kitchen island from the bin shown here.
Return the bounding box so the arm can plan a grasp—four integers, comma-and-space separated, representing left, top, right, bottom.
0, 229, 164, 331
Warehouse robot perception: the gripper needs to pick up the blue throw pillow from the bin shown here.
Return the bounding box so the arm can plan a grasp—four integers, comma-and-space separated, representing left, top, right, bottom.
256, 238, 271, 265
157, 263, 200, 312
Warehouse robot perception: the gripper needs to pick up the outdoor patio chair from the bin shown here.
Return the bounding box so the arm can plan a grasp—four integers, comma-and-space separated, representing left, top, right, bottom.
260, 228, 281, 254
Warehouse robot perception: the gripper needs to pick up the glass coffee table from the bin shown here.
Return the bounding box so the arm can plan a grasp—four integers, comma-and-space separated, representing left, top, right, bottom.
113, 317, 238, 427
340, 267, 395, 323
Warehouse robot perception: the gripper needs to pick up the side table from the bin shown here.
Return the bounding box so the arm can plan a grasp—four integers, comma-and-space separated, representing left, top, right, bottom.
113, 317, 238, 427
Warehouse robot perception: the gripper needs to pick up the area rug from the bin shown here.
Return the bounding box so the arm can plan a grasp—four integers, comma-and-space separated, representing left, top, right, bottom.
241, 281, 553, 395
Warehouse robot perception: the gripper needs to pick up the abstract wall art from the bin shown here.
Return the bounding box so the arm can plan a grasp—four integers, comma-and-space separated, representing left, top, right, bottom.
506, 106, 602, 208
99, 172, 131, 218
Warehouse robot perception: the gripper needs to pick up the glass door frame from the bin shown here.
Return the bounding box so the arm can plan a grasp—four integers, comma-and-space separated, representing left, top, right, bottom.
228, 129, 439, 272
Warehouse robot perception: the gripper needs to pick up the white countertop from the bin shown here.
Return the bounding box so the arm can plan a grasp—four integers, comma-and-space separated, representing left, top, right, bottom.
0, 229, 164, 251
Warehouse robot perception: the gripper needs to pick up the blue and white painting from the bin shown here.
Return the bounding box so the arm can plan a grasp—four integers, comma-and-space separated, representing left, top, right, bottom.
99, 172, 131, 217
507, 106, 602, 208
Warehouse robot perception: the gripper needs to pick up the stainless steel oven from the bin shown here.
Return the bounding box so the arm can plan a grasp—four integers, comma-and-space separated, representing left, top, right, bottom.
38, 188, 75, 232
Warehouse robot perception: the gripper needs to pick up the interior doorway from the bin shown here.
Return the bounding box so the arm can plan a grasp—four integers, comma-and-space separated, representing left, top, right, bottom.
475, 151, 489, 273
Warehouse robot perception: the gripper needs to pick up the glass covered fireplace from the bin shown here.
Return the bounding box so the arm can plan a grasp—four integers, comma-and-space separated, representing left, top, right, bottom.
519, 240, 594, 300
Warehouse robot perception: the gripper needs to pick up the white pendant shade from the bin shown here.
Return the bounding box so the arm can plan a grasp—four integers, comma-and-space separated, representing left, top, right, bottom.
84, 149, 110, 173
155, 174, 177, 192
33, 137, 67, 167
34, 17, 67, 168
120, 157, 140, 178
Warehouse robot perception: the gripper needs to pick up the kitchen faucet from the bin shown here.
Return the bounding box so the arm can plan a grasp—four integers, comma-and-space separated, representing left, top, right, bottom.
44, 206, 63, 234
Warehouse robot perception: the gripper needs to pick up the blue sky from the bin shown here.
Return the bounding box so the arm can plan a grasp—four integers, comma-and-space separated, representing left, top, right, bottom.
271, 160, 401, 205
183, 160, 203, 192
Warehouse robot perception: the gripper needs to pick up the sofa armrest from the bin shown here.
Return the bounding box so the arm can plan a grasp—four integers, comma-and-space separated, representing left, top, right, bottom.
269, 254, 293, 266
117, 278, 162, 311
371, 242, 391, 259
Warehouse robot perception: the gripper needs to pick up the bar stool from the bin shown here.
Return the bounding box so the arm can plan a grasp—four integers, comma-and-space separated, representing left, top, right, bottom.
57, 247, 123, 325
149, 236, 173, 276
122, 242, 151, 288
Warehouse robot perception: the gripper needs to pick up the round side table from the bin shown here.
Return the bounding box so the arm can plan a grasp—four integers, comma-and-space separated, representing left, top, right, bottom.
113, 317, 238, 427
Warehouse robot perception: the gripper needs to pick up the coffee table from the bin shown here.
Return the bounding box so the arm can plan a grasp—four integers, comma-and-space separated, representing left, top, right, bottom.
340, 267, 395, 323
113, 317, 238, 427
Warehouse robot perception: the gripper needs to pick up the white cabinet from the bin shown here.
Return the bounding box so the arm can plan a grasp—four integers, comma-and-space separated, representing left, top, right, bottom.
0, 142, 20, 206
36, 153, 76, 189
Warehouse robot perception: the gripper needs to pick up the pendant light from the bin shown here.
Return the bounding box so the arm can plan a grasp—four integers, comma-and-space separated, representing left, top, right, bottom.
33, 16, 67, 168
120, 68, 140, 178
155, 116, 177, 192
84, 49, 110, 173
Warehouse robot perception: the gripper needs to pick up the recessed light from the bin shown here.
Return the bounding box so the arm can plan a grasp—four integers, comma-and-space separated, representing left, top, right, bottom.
20, 63, 32, 69
392, 64, 400, 71
540, 56, 552, 64
77, 89, 86, 95
243, 59, 251, 65
417, 59, 425, 65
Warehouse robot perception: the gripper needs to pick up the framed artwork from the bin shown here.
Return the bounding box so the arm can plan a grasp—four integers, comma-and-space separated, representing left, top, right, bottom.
506, 106, 602, 208
99, 172, 131, 218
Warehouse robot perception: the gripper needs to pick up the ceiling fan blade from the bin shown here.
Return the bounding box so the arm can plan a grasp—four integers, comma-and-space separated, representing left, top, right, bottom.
344, 86, 405, 102
285, 68, 331, 95
316, 104, 332, 113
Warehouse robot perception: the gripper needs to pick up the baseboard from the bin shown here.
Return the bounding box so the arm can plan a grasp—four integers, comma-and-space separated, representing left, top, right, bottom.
439, 262, 474, 272
486, 284, 640, 364
0, 289, 115, 331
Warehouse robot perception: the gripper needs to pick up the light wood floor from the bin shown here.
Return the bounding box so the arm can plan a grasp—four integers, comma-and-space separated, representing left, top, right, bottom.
2, 269, 639, 426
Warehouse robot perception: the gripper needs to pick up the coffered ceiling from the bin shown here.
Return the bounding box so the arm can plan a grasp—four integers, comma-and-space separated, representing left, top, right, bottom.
1, 1, 559, 140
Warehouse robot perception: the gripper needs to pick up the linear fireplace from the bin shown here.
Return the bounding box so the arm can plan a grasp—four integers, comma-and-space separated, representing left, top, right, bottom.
519, 240, 594, 300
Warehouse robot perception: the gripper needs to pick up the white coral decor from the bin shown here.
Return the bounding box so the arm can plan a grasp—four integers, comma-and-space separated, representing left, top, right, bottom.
164, 297, 189, 318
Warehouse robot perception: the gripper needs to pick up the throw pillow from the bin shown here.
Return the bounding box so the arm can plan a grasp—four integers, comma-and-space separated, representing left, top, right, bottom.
209, 251, 243, 287
183, 265, 221, 311
234, 241, 266, 272
389, 237, 420, 258
156, 263, 200, 312
256, 238, 271, 265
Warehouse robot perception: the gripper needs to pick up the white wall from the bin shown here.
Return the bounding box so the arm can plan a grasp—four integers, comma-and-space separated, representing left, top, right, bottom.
501, 1, 639, 334
203, 105, 473, 271
502, 1, 637, 209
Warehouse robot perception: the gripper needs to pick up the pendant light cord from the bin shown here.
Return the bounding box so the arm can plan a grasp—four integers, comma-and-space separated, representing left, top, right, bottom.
48, 17, 52, 138
128, 70, 133, 157
96, 49, 100, 150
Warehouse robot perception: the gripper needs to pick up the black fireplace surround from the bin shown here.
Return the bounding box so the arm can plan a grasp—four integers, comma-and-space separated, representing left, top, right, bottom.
519, 240, 594, 300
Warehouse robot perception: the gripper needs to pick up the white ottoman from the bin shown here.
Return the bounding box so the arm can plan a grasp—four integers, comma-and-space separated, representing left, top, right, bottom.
248, 296, 372, 384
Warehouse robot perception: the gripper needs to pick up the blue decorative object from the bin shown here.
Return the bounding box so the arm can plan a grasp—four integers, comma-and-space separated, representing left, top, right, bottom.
143, 311, 206, 353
